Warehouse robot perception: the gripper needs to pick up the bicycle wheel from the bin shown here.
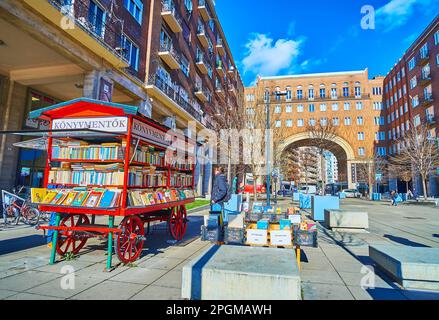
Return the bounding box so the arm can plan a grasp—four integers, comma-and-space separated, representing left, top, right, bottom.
22, 207, 39, 226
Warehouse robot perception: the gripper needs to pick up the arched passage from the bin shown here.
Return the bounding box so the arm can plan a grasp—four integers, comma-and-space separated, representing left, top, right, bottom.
278, 132, 357, 188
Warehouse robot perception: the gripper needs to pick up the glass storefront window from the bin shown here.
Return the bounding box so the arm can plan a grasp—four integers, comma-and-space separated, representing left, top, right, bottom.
16, 90, 61, 188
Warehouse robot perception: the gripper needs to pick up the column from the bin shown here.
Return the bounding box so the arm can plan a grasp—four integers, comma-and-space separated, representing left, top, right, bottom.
82, 70, 100, 99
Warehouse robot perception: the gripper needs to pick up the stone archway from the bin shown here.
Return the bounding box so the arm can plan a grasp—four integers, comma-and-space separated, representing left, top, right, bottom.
278, 132, 357, 189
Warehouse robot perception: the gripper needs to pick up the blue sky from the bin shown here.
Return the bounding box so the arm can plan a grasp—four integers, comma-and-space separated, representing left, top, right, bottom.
215, 0, 439, 86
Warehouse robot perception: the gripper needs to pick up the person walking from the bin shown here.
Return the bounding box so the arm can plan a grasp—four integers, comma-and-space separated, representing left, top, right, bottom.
407, 189, 413, 200
211, 166, 229, 215
390, 190, 398, 207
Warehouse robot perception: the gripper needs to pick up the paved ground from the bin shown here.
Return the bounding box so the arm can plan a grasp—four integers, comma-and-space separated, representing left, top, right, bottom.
1, 199, 439, 300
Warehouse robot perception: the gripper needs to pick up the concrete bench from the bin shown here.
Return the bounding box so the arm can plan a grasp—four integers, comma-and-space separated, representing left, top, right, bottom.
324, 209, 369, 231
182, 245, 301, 300
369, 245, 439, 291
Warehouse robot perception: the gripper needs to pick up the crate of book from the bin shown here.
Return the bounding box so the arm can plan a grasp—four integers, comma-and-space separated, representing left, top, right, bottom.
245, 211, 262, 222
224, 226, 245, 245
293, 229, 318, 248
201, 225, 222, 243
25, 98, 197, 269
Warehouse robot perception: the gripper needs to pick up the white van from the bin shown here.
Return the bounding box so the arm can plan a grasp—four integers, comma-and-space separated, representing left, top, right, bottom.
299, 185, 317, 195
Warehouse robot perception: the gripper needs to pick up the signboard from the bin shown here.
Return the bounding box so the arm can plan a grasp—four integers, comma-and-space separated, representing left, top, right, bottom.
52, 117, 128, 133
99, 78, 113, 102
132, 119, 171, 147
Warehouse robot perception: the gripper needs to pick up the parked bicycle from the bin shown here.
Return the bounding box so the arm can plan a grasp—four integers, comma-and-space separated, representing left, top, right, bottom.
2, 187, 41, 226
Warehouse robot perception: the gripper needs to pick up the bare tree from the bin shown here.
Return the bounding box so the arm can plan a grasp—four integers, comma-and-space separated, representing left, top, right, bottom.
356, 155, 388, 200
242, 97, 285, 201
388, 161, 413, 194
306, 121, 338, 195
391, 122, 439, 200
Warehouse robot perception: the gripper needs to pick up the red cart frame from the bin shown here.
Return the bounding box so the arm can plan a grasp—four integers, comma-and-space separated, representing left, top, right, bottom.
27, 98, 197, 269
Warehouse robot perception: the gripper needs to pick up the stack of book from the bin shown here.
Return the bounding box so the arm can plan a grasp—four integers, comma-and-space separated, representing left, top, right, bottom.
131, 146, 165, 166
128, 188, 196, 207
127, 167, 168, 187
170, 173, 193, 187
48, 163, 125, 186
52, 140, 124, 161
32, 188, 122, 208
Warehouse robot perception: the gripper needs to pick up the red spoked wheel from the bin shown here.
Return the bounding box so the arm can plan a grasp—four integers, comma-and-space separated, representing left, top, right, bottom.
114, 216, 145, 264
169, 206, 188, 241
56, 214, 90, 256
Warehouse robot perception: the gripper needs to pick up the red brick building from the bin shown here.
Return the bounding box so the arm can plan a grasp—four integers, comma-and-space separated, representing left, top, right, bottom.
383, 15, 439, 195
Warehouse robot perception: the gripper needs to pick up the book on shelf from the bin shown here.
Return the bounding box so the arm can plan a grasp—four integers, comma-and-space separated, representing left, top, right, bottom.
52, 140, 124, 161
84, 191, 103, 207
41, 191, 58, 204
72, 191, 90, 207
31, 188, 47, 203
131, 145, 165, 166
62, 191, 78, 206
49, 163, 125, 186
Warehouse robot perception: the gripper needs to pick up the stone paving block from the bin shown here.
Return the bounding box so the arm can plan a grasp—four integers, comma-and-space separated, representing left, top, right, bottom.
110, 267, 168, 285
348, 286, 407, 300
0, 270, 60, 292
27, 274, 104, 299
152, 270, 182, 289
0, 289, 18, 300
300, 269, 344, 285
75, 262, 129, 280
337, 271, 393, 288
302, 283, 354, 300
130, 285, 183, 300
5, 292, 64, 300
71, 280, 144, 300
138, 257, 185, 271
34, 260, 95, 274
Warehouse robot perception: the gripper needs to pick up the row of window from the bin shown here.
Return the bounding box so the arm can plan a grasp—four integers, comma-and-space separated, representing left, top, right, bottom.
266, 85, 363, 101
257, 117, 386, 129
246, 101, 374, 114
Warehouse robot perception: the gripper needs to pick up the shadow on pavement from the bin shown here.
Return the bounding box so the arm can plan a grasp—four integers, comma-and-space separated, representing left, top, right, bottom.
433, 234, 439, 239
74, 216, 205, 260
0, 235, 46, 255
383, 235, 430, 248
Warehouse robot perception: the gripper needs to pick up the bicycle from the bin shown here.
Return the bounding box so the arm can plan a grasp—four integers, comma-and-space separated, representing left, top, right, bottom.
2, 187, 41, 226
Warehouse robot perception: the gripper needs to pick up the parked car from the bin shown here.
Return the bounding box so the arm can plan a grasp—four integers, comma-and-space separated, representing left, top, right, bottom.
299, 185, 317, 195
340, 189, 361, 198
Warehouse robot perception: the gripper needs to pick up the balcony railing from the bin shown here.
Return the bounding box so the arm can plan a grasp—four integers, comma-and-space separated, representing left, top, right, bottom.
49, 0, 126, 62
159, 42, 180, 69
260, 94, 371, 104
198, 0, 210, 21
216, 38, 225, 56
197, 24, 209, 48
418, 53, 430, 66
427, 114, 436, 124
195, 85, 210, 103
421, 94, 434, 106
161, 0, 183, 33
196, 53, 209, 74
149, 74, 202, 122
420, 73, 432, 84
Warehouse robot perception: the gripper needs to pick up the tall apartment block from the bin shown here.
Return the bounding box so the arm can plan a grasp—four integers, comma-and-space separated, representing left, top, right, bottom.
245, 69, 385, 189
0, 0, 243, 194
383, 15, 439, 196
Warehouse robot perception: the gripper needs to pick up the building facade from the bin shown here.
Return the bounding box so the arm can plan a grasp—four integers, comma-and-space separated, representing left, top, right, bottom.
245, 69, 385, 189
383, 15, 439, 196
0, 0, 243, 194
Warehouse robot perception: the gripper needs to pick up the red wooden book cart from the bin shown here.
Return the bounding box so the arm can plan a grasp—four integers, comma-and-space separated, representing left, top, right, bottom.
26, 98, 197, 270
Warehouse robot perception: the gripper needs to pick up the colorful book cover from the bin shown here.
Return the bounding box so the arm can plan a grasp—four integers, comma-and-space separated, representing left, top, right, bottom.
140, 192, 151, 206
178, 190, 186, 200
31, 188, 47, 203
147, 193, 156, 205
164, 191, 172, 202
85, 192, 102, 208
170, 190, 178, 202
157, 192, 166, 203
42, 191, 58, 204
63, 192, 78, 206
50, 191, 68, 205
111, 191, 121, 207
132, 191, 143, 207
72, 191, 90, 207
98, 190, 115, 208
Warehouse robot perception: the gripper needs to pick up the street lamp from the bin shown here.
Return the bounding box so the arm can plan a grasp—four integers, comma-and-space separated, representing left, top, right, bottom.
265, 89, 287, 206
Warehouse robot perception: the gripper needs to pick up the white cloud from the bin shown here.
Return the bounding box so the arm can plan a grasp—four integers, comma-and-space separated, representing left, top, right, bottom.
376, 0, 436, 31
241, 33, 303, 77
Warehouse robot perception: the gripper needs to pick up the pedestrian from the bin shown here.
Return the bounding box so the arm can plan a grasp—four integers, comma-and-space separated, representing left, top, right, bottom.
232, 175, 239, 195
390, 190, 398, 207
211, 166, 229, 221
407, 189, 413, 200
